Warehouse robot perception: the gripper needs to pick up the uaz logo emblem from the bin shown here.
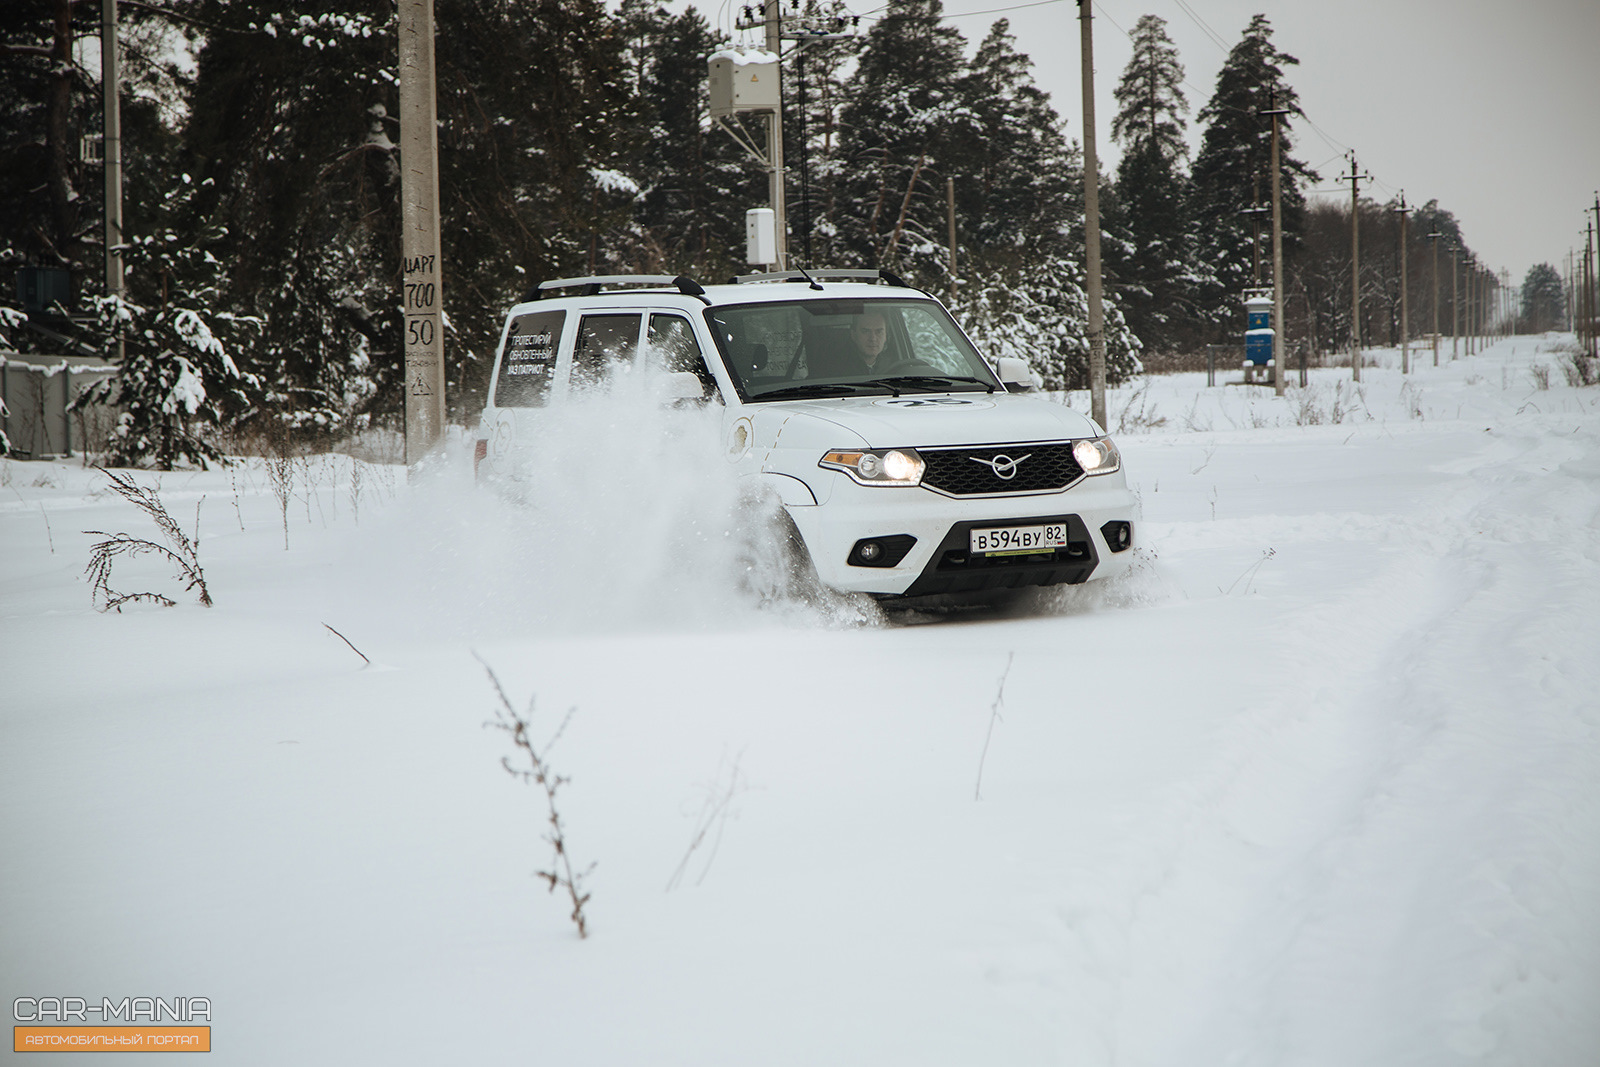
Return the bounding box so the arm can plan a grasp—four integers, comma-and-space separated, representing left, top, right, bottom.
969, 453, 1031, 480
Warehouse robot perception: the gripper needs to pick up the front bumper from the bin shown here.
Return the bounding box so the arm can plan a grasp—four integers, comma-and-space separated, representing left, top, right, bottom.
786, 470, 1138, 596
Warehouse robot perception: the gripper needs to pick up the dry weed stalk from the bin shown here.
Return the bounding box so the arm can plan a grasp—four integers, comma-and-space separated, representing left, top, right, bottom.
974, 652, 1015, 801
84, 467, 211, 610
348, 456, 364, 523
667, 751, 749, 891
263, 449, 293, 549
481, 659, 594, 938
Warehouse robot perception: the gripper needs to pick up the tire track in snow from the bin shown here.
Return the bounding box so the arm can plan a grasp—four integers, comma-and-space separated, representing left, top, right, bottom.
1044, 422, 1600, 1066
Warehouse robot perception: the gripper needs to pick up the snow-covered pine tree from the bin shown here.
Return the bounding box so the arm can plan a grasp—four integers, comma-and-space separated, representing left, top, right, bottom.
834, 0, 967, 278
1106, 14, 1198, 353
945, 21, 1140, 389
1520, 263, 1565, 333
1189, 14, 1314, 337
180, 0, 645, 430
1110, 14, 1187, 162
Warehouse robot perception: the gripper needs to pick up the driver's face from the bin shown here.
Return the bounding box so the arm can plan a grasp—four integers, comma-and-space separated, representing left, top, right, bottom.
851, 315, 888, 361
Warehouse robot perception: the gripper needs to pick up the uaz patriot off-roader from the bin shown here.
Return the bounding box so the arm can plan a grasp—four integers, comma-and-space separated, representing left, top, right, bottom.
475, 270, 1136, 600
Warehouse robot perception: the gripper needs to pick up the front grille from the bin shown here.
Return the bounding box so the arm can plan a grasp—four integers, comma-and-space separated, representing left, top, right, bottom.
919, 441, 1083, 496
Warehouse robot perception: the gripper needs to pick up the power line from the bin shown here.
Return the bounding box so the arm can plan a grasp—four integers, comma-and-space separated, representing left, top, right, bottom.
859, 0, 1068, 24
1169, 0, 1230, 53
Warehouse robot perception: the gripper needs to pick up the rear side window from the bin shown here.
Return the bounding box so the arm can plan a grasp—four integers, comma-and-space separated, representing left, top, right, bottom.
494, 310, 564, 407
572, 313, 642, 390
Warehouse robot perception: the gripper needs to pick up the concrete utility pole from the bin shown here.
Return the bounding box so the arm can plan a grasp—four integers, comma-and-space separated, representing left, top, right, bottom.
398, 0, 447, 466
1393, 192, 1410, 373
1336, 152, 1372, 381
102, 0, 124, 309
1427, 229, 1442, 366
1262, 94, 1292, 397
763, 0, 788, 271
1078, 0, 1106, 428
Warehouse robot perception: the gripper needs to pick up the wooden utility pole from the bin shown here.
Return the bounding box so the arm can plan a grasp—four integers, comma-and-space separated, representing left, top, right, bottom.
1586, 218, 1596, 358
1240, 173, 1269, 286
1393, 192, 1410, 373
101, 0, 124, 311
947, 176, 957, 306
1451, 248, 1460, 360
1590, 195, 1600, 356
1078, 0, 1106, 427
1263, 94, 1291, 397
399, 0, 447, 465
1427, 229, 1442, 366
1589, 198, 1600, 358
1336, 152, 1371, 381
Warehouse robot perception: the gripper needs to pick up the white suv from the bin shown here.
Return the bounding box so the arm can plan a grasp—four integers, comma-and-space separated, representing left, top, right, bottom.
474, 270, 1137, 600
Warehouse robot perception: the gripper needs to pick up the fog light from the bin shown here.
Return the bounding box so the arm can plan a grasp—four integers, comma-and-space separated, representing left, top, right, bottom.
848, 535, 917, 568
1100, 520, 1133, 553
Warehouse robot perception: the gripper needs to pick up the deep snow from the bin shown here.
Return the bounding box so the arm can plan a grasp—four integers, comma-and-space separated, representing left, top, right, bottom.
2, 335, 1597, 1065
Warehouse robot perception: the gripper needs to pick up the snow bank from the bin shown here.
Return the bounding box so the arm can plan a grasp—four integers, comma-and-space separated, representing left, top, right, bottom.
2, 335, 1597, 1065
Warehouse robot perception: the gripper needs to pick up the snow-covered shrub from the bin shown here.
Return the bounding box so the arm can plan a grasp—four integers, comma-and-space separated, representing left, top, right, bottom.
73, 193, 261, 470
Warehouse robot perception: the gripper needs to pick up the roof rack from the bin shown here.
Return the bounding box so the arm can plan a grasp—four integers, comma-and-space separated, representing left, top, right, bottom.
730, 268, 910, 288
523, 274, 709, 304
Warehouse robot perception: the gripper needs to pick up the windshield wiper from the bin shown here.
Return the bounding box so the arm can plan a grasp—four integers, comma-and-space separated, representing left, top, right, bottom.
861, 374, 997, 394
751, 382, 885, 401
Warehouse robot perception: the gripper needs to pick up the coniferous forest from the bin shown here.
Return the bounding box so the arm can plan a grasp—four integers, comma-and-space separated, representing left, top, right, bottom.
1, 0, 1513, 466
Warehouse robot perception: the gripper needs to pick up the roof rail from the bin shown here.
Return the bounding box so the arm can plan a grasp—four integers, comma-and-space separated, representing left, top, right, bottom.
729, 268, 910, 288
523, 274, 709, 304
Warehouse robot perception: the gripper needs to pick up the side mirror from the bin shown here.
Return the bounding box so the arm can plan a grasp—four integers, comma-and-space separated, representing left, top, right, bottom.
657, 371, 707, 401
996, 357, 1035, 392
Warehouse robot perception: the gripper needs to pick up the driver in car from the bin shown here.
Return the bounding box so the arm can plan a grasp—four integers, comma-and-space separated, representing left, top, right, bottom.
847, 311, 893, 372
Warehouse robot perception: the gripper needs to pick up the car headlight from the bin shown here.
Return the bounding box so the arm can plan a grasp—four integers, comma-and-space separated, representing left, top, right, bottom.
1072, 436, 1121, 475
819, 448, 926, 487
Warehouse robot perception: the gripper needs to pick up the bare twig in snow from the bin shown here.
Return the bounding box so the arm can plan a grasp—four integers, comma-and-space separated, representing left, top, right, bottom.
322, 623, 370, 667
1222, 547, 1276, 596
667, 750, 749, 891
974, 652, 1015, 801
479, 656, 593, 938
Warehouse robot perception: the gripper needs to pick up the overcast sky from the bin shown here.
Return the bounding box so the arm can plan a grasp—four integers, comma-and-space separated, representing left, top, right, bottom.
920, 0, 1600, 284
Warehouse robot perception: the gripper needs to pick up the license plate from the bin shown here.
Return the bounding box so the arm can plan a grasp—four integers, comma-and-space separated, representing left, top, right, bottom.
969, 523, 1068, 556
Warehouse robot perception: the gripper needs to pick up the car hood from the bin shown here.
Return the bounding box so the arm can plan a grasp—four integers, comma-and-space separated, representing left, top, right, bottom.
753, 392, 1103, 447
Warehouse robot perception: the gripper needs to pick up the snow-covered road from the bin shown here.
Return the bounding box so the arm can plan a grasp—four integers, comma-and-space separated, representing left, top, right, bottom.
3, 336, 1597, 1065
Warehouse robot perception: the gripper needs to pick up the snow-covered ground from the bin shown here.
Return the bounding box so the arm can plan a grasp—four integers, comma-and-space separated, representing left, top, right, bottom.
3, 335, 1597, 1065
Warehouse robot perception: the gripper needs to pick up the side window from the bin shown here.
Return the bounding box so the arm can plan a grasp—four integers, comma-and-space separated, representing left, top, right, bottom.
494, 310, 564, 408
901, 306, 967, 375
647, 314, 719, 400
572, 313, 642, 390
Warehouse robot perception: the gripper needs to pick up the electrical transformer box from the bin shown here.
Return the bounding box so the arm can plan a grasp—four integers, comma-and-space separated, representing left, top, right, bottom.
708, 50, 780, 119
1244, 293, 1274, 366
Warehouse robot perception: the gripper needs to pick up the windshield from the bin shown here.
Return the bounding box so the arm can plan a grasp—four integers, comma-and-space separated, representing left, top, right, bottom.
706, 297, 1001, 401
